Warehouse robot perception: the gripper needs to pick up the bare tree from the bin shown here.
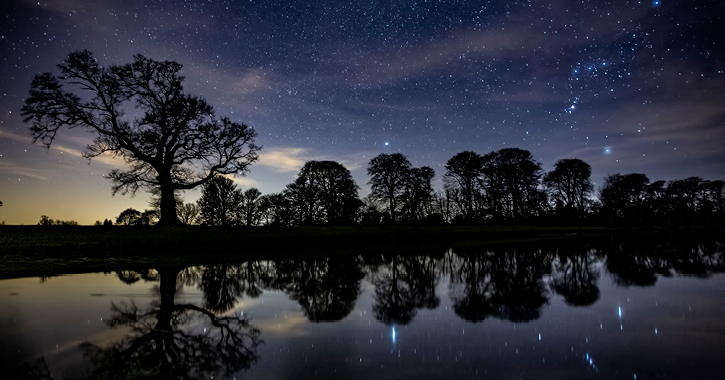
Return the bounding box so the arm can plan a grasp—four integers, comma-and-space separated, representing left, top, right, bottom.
21, 50, 261, 225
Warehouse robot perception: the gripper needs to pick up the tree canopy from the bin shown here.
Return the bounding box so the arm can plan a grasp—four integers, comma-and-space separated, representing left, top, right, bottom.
21, 50, 261, 225
367, 153, 412, 223
544, 158, 593, 219
286, 160, 361, 225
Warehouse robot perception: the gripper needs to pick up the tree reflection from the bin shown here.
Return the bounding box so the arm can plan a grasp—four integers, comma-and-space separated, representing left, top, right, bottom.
447, 251, 495, 322
369, 255, 441, 325
115, 269, 159, 285
604, 234, 725, 286
273, 256, 364, 322
551, 249, 600, 306
448, 248, 550, 323
76, 266, 261, 379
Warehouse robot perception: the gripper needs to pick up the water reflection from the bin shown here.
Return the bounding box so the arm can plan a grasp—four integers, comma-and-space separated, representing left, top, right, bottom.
368, 254, 441, 325
41, 267, 262, 379
9, 233, 724, 379
448, 248, 550, 323
604, 234, 725, 286
272, 256, 364, 322
551, 247, 600, 306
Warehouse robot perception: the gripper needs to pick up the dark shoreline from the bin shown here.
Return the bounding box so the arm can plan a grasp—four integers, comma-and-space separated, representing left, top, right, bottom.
1, 225, 721, 279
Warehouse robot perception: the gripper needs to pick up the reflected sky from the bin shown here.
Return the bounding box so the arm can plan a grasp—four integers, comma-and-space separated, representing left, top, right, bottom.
1, 237, 724, 379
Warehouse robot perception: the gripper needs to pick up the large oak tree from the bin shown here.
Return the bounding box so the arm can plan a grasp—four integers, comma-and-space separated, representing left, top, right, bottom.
21, 50, 261, 225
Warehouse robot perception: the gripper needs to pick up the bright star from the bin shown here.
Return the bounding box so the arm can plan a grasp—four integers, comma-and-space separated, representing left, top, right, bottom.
384, 142, 389, 146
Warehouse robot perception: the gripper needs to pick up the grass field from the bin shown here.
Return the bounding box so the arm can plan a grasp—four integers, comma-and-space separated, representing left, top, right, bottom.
0, 224, 677, 279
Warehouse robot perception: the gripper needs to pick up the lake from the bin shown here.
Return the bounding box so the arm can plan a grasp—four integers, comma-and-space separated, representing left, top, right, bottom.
1, 234, 723, 379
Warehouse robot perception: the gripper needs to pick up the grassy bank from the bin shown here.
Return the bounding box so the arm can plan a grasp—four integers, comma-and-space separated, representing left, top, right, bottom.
0, 225, 615, 278
13, 224, 722, 278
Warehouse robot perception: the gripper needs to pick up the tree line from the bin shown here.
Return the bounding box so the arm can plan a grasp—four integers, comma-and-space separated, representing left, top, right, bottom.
121, 149, 721, 227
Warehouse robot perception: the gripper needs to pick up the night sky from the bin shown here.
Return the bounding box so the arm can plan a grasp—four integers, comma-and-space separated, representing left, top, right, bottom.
1, 0, 723, 225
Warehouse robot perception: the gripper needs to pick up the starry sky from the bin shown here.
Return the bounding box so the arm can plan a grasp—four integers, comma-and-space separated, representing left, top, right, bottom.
1, 0, 723, 225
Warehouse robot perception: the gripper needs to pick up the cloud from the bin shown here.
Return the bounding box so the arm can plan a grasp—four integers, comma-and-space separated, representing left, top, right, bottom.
219, 174, 259, 188
256, 312, 310, 337
229, 68, 272, 96
0, 161, 51, 180
257, 148, 309, 173
0, 129, 33, 144
603, 95, 725, 158
52, 145, 128, 169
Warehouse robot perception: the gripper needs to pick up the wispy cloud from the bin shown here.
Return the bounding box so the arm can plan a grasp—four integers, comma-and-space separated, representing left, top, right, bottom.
0, 129, 33, 144
256, 312, 310, 337
229, 68, 273, 96
52, 145, 128, 169
257, 148, 310, 173
0, 161, 51, 180
219, 173, 259, 189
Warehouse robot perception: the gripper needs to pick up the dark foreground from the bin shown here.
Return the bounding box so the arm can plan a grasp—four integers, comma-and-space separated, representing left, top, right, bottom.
1, 225, 721, 279
1, 225, 603, 278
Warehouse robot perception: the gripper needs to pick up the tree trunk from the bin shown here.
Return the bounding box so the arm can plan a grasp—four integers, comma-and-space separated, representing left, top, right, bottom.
158, 180, 183, 226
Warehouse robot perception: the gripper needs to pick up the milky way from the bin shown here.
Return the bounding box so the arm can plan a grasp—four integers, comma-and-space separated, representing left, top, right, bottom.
0, 0, 723, 224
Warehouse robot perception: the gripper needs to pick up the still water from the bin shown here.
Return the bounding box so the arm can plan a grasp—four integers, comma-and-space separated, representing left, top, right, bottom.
1, 236, 723, 379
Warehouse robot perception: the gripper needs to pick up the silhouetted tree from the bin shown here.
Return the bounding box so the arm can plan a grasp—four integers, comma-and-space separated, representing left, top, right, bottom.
21, 50, 260, 225
198, 175, 242, 226
666, 177, 706, 226
114, 208, 155, 226
367, 153, 412, 222
358, 195, 386, 226
258, 192, 295, 226
599, 173, 649, 226
482, 148, 545, 221
432, 189, 458, 223
401, 166, 435, 221
240, 188, 263, 226
286, 160, 361, 225
38, 215, 54, 226
115, 208, 142, 226
137, 209, 158, 225
177, 203, 201, 225
701, 180, 725, 225
644, 180, 668, 224
444, 151, 485, 222
544, 158, 593, 220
